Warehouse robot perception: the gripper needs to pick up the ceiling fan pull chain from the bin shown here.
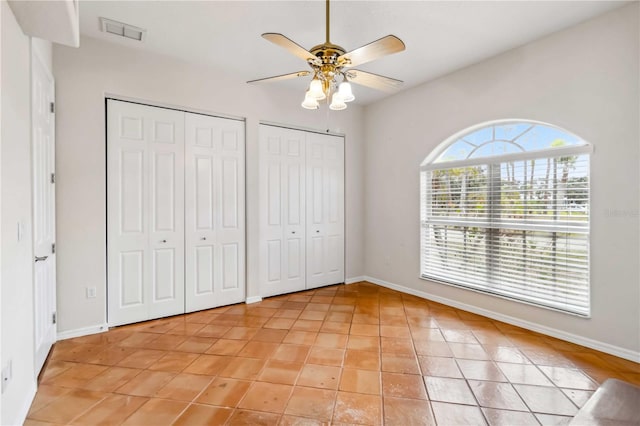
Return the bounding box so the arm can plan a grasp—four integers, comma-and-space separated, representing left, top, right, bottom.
326, 103, 330, 131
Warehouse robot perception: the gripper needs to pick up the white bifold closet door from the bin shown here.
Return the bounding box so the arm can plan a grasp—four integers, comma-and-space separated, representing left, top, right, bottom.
108, 100, 245, 326
185, 113, 245, 312
259, 124, 344, 298
305, 132, 345, 289
107, 100, 185, 326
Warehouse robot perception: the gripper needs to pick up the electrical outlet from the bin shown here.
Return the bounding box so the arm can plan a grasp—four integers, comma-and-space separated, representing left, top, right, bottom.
86, 287, 97, 299
2, 360, 12, 394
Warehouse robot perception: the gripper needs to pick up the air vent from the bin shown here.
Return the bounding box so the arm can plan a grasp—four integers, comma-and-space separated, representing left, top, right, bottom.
100, 17, 146, 42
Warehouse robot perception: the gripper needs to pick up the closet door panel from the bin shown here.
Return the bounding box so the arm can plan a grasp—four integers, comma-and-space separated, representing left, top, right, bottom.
195, 156, 215, 230
185, 113, 245, 312
285, 157, 305, 286
217, 121, 245, 301
120, 250, 144, 307
108, 100, 184, 326
221, 158, 239, 229
305, 136, 325, 289
267, 239, 282, 283
120, 150, 145, 233
152, 248, 176, 300
259, 125, 306, 297
308, 235, 325, 279
324, 135, 345, 285
108, 101, 149, 325
306, 132, 345, 289
148, 108, 185, 318
263, 158, 283, 292
222, 243, 239, 290
151, 152, 176, 232
195, 245, 215, 294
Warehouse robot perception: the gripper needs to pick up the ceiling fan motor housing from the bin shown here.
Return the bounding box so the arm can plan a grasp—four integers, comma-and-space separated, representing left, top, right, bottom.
310, 43, 349, 84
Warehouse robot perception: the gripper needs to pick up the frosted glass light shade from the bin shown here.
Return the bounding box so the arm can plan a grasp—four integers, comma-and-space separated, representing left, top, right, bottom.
309, 79, 326, 100
301, 91, 319, 109
338, 82, 355, 102
329, 92, 347, 110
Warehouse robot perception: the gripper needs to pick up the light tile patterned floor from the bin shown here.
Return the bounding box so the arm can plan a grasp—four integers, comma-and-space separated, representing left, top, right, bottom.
26, 282, 640, 425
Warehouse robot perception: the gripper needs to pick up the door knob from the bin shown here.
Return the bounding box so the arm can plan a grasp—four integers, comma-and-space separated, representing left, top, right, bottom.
160, 239, 167, 243
201, 237, 207, 241
292, 231, 296, 234
316, 230, 320, 233
35, 255, 48, 262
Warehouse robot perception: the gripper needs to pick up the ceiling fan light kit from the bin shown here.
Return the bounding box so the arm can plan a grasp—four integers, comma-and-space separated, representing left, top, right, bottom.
338, 81, 355, 102
329, 92, 347, 110
248, 0, 406, 111
302, 91, 320, 110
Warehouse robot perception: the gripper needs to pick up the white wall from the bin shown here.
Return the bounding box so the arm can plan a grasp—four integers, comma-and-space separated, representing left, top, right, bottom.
53, 36, 366, 334
32, 37, 52, 70
364, 4, 639, 359
0, 3, 51, 424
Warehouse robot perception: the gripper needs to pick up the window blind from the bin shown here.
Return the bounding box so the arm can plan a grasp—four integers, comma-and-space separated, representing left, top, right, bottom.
421, 153, 590, 316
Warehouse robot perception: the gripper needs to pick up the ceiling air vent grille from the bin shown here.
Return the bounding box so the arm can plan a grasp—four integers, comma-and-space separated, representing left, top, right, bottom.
100, 17, 146, 42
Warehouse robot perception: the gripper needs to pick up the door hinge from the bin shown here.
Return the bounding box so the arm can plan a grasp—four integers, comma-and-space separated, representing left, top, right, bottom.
51, 243, 56, 254
50, 173, 55, 184
50, 102, 55, 114
52, 312, 57, 325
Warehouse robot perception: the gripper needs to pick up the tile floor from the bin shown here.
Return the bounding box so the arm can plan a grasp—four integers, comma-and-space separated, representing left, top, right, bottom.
26, 282, 640, 425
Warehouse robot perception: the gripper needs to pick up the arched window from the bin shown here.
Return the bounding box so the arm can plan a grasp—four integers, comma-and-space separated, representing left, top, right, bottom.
420, 120, 592, 316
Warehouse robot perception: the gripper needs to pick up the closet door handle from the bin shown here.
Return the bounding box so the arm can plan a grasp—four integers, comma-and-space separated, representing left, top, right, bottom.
35, 255, 48, 262
160, 239, 167, 243
291, 231, 296, 234
315, 230, 320, 233
201, 237, 207, 241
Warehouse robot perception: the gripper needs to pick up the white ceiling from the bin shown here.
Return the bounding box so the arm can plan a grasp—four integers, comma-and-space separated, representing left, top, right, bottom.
79, 0, 627, 105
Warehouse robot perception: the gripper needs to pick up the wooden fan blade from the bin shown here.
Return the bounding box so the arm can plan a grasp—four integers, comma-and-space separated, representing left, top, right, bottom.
247, 71, 311, 84
262, 33, 319, 64
339, 35, 405, 68
348, 69, 403, 92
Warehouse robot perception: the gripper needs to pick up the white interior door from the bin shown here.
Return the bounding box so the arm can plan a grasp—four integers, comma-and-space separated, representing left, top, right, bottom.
306, 132, 345, 289
32, 49, 57, 374
107, 100, 185, 326
185, 113, 245, 312
259, 125, 306, 297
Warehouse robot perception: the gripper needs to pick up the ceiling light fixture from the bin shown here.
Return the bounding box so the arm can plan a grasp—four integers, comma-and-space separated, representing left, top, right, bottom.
248, 0, 406, 111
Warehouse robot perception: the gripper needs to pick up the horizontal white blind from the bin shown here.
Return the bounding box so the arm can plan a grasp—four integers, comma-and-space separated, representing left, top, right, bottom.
421, 153, 590, 316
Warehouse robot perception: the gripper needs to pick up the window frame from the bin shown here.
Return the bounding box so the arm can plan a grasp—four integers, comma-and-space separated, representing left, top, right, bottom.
420, 119, 593, 317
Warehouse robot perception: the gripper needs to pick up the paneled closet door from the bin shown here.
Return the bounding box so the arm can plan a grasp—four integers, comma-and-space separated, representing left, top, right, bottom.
185, 113, 245, 312
306, 132, 345, 288
107, 100, 185, 326
259, 125, 306, 297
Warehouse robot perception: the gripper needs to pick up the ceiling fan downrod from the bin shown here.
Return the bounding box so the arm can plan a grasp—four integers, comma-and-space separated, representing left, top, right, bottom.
326, 0, 330, 44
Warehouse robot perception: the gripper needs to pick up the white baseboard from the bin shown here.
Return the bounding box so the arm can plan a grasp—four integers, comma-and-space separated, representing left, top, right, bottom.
345, 276, 366, 285
12, 380, 37, 426
364, 275, 640, 363
245, 296, 263, 304
57, 323, 109, 341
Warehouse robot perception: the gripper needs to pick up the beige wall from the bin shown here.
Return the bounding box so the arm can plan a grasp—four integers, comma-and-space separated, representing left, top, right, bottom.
364, 4, 639, 359
53, 36, 366, 334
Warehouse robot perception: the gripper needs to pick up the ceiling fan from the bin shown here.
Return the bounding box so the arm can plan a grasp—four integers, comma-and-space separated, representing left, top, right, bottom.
247, 0, 406, 110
